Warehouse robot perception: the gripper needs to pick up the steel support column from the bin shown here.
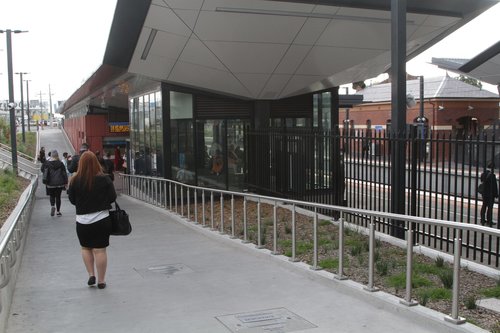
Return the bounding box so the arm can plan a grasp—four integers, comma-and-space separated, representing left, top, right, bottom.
390, 0, 407, 238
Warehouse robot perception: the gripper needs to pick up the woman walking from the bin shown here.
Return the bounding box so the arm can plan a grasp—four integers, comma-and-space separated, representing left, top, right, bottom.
68, 151, 117, 289
41, 150, 68, 216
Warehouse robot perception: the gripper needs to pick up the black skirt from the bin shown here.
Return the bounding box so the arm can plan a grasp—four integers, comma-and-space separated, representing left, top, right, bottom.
76, 216, 112, 248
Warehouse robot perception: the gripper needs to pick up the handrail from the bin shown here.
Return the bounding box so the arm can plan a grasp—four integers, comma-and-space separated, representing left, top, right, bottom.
0, 142, 36, 163
120, 173, 498, 325
0, 175, 38, 319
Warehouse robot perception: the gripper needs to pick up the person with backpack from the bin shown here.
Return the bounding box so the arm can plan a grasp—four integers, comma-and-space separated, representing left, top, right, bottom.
480, 161, 498, 227
41, 150, 68, 216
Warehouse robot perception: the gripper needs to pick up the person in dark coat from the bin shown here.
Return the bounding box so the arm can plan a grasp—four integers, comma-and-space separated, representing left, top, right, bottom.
68, 151, 117, 289
67, 143, 89, 173
480, 161, 498, 227
41, 150, 68, 216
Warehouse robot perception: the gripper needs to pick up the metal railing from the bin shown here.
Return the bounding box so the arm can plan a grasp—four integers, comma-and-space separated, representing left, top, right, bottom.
121, 173, 500, 325
0, 176, 38, 332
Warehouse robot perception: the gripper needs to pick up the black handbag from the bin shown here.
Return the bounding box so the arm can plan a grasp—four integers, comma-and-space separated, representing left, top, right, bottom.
110, 201, 132, 236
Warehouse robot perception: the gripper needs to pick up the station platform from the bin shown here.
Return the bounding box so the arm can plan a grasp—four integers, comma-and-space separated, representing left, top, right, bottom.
6, 128, 486, 333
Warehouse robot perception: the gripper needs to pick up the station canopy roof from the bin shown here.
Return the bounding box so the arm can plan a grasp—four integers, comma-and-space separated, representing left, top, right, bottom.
432, 41, 500, 86
63, 0, 499, 113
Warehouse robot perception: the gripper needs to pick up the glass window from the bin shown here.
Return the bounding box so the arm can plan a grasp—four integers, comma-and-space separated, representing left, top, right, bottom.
196, 120, 226, 189
321, 92, 331, 130
227, 120, 248, 190
170, 91, 194, 183
313, 94, 319, 127
170, 92, 193, 119
155, 91, 163, 177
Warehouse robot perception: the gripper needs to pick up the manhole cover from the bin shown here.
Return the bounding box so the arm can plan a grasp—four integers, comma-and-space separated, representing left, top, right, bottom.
134, 263, 193, 278
216, 307, 316, 333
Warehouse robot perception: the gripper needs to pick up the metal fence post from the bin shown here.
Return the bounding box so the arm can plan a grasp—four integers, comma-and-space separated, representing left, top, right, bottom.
271, 201, 278, 255
257, 199, 264, 248
210, 191, 215, 230
401, 223, 418, 306
187, 187, 191, 220
202, 190, 207, 227
181, 186, 184, 217
220, 193, 225, 234
311, 207, 321, 270
243, 197, 250, 243
174, 184, 178, 214
230, 195, 236, 239
445, 238, 466, 324
194, 189, 198, 224
364, 216, 379, 292
290, 204, 299, 262
336, 216, 347, 280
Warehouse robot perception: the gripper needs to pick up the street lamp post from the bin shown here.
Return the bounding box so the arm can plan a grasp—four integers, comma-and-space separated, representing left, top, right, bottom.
15, 72, 28, 143
0, 29, 28, 175
25, 79, 31, 132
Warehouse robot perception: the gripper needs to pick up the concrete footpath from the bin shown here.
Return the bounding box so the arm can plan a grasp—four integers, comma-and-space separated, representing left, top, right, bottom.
6, 128, 486, 333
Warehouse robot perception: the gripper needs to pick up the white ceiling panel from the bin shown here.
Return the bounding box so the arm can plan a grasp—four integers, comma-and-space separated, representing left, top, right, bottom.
149, 30, 189, 62
195, 11, 304, 44
336, 7, 391, 20
169, 61, 250, 97
205, 41, 289, 74
297, 46, 385, 76
259, 74, 293, 99
422, 15, 460, 27
201, 0, 314, 12
129, 55, 176, 80
274, 45, 313, 74
317, 19, 390, 49
146, 4, 192, 37
294, 18, 330, 46
312, 5, 341, 15
169, 9, 200, 31
178, 38, 226, 71
235, 73, 272, 98
280, 74, 324, 97
162, 0, 204, 10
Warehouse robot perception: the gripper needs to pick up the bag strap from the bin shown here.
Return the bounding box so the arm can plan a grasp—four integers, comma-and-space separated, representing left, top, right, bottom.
114, 201, 121, 210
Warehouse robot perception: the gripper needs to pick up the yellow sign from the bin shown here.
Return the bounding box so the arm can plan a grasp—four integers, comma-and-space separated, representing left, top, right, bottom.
109, 124, 130, 133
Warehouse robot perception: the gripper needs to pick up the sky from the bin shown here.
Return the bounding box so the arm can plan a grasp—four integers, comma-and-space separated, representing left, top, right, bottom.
0, 1, 499, 106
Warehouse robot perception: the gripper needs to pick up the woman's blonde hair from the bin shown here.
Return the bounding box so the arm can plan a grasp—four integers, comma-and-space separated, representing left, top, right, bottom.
70, 151, 104, 191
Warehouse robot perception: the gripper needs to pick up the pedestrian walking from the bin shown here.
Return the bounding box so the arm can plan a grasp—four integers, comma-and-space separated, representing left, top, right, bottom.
479, 161, 498, 227
67, 151, 117, 289
37, 147, 46, 164
67, 143, 89, 173
41, 150, 68, 216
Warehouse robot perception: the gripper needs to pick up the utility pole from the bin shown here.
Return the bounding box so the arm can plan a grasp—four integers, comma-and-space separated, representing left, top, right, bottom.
15, 72, 28, 143
25, 79, 31, 132
38, 90, 45, 130
49, 84, 54, 127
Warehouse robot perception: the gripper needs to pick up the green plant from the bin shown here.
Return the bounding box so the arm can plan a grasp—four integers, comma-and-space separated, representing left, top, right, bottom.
418, 293, 429, 306
374, 251, 381, 262
319, 258, 339, 269
375, 239, 382, 248
416, 288, 452, 301
435, 256, 445, 268
464, 295, 477, 310
376, 260, 389, 276
296, 241, 313, 256
439, 269, 454, 289
263, 218, 274, 227
480, 286, 500, 298
319, 219, 331, 227
350, 243, 363, 256
386, 272, 432, 290
0, 169, 20, 206
414, 262, 442, 276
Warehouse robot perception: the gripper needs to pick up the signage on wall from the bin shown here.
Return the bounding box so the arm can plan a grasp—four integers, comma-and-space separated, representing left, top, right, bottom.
109, 122, 130, 133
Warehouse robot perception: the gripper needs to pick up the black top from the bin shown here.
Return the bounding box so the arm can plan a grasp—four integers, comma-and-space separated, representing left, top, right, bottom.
68, 175, 117, 215
67, 154, 81, 173
481, 169, 499, 199
41, 160, 68, 188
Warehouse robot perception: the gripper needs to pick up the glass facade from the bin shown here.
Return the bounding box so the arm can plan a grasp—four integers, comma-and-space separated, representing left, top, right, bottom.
129, 89, 163, 177
129, 86, 249, 191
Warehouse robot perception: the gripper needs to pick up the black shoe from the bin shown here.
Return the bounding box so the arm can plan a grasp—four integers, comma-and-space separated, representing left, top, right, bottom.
98, 282, 106, 289
56, 212, 62, 216
50, 207, 55, 216
87, 276, 96, 286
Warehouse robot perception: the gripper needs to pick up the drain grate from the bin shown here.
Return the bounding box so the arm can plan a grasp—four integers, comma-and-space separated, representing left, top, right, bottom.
216, 307, 316, 333
134, 263, 193, 278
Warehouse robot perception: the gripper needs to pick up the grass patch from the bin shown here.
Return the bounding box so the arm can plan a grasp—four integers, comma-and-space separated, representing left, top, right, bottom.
16, 132, 37, 158
416, 288, 452, 301
480, 286, 500, 298
319, 258, 339, 270
0, 169, 21, 207
439, 269, 454, 289
319, 219, 331, 227
413, 261, 443, 276
386, 272, 433, 290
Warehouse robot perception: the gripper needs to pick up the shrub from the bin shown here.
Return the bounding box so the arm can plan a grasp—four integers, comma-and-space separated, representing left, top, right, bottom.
417, 288, 452, 301
319, 219, 331, 227
465, 295, 477, 310
439, 269, 454, 289
435, 256, 445, 268
319, 258, 339, 270
376, 260, 389, 276
480, 286, 500, 298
